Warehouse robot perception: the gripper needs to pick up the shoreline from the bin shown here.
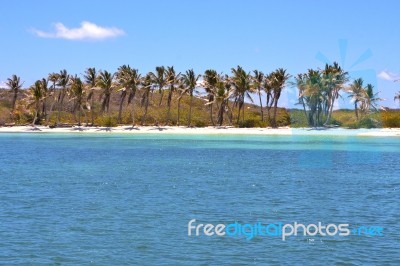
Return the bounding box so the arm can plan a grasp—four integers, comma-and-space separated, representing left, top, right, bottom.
0, 125, 400, 137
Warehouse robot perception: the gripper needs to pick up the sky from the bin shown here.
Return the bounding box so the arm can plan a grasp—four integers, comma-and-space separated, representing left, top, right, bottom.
0, 0, 399, 108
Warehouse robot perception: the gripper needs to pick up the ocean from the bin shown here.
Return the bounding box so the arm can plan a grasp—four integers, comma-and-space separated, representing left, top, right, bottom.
0, 133, 399, 265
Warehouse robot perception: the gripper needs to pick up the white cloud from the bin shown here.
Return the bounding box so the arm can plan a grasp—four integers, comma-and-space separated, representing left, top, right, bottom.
377, 70, 400, 81
32, 21, 125, 40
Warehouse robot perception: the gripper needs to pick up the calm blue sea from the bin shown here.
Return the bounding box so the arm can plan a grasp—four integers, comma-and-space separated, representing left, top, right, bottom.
0, 133, 399, 265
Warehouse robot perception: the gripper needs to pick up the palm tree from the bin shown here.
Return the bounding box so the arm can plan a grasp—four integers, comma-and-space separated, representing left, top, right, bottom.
203, 69, 219, 126
269, 68, 290, 128
96, 70, 114, 113
362, 84, 381, 114
40, 78, 49, 122
116, 65, 141, 126
216, 74, 234, 126
231, 66, 253, 124
252, 70, 265, 122
264, 72, 274, 123
141, 73, 152, 125
56, 69, 70, 126
165, 66, 180, 125
347, 78, 365, 121
295, 69, 324, 127
322, 62, 348, 126
6, 74, 23, 112
83, 67, 97, 125
175, 83, 186, 126
28, 80, 43, 125
47, 72, 59, 125
69, 76, 85, 126
116, 66, 128, 124
181, 69, 200, 126
150, 66, 167, 106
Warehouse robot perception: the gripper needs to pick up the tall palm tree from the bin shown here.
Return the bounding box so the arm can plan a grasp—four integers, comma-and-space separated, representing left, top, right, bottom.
165, 66, 180, 125
150, 66, 167, 106
5, 74, 23, 112
295, 69, 323, 127
322, 62, 348, 126
28, 80, 43, 125
175, 83, 186, 126
252, 70, 265, 122
47, 72, 59, 125
362, 84, 381, 113
181, 69, 200, 126
141, 73, 152, 125
70, 76, 85, 126
96, 70, 114, 113
216, 74, 234, 126
56, 69, 70, 126
231, 66, 253, 124
116, 66, 128, 123
269, 68, 290, 128
116, 65, 141, 126
264, 72, 274, 123
347, 78, 365, 121
40, 78, 48, 122
84, 67, 97, 125
203, 69, 219, 126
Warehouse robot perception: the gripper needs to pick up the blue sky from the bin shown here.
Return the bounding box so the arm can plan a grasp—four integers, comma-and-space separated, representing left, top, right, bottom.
0, 0, 399, 108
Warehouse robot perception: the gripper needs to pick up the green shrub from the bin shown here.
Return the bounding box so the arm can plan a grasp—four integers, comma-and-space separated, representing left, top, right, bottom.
238, 119, 256, 128
96, 115, 117, 127
194, 120, 206, 127
381, 111, 400, 128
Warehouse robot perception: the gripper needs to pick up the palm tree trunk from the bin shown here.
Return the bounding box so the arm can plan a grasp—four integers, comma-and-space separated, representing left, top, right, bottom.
218, 100, 225, 126
118, 92, 126, 124
32, 102, 39, 126
57, 90, 65, 126
258, 90, 263, 122
12, 92, 17, 111
355, 101, 359, 121
272, 99, 278, 128
141, 92, 149, 126
242, 103, 245, 122
188, 94, 193, 127
90, 91, 94, 126
210, 104, 215, 126
324, 100, 334, 126
158, 90, 164, 106
167, 91, 172, 125
78, 105, 81, 126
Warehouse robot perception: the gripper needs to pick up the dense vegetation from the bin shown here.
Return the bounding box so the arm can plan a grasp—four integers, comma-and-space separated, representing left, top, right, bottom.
1, 63, 399, 128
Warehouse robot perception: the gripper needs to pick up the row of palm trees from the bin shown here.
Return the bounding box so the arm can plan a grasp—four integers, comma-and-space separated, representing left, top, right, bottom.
3, 65, 290, 127
294, 63, 388, 127
3, 63, 399, 127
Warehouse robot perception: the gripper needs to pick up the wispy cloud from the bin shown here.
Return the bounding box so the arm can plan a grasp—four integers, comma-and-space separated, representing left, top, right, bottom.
32, 21, 125, 41
377, 70, 400, 81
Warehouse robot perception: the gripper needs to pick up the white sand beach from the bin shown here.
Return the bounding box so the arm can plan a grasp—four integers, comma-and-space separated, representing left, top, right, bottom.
1, 125, 400, 137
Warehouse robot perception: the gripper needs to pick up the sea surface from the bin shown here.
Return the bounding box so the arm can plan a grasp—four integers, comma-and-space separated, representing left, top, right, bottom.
0, 132, 399, 265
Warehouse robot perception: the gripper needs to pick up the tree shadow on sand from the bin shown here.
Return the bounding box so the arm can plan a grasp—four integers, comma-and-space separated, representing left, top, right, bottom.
149, 126, 170, 131
123, 126, 140, 131
70, 127, 90, 132
26, 126, 42, 131
96, 127, 113, 132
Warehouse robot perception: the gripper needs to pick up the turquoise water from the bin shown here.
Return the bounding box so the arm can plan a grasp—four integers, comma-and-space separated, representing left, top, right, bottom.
0, 133, 399, 265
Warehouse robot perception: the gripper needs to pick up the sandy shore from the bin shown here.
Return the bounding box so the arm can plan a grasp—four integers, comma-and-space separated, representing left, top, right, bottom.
0, 125, 400, 137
